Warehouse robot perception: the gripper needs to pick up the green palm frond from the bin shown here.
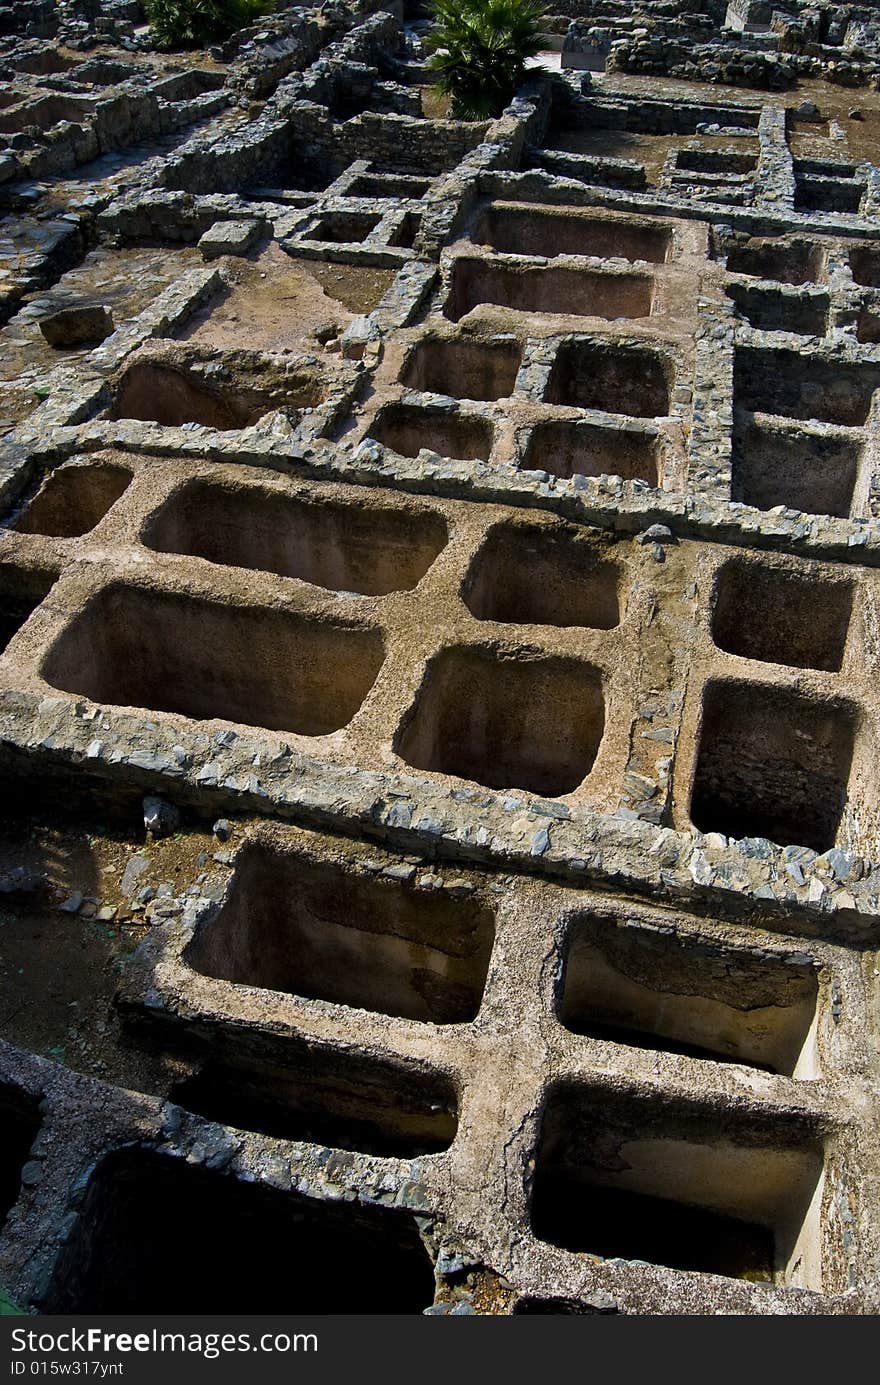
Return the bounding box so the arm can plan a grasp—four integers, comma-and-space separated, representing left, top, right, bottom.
426, 0, 547, 120
144, 0, 273, 50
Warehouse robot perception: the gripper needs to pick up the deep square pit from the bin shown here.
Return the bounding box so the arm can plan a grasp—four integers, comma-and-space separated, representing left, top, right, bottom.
14, 462, 132, 538
530, 1084, 825, 1289
524, 418, 660, 484
558, 915, 819, 1076
40, 584, 384, 736
171, 1047, 458, 1158
731, 419, 864, 518
471, 205, 671, 263
445, 258, 654, 323
45, 1148, 435, 1313
726, 239, 825, 284
368, 403, 493, 461
711, 558, 852, 672
545, 339, 671, 416
144, 479, 447, 595
463, 523, 620, 629
400, 336, 522, 400
396, 644, 605, 797
186, 841, 495, 1024
734, 348, 880, 427
689, 680, 858, 852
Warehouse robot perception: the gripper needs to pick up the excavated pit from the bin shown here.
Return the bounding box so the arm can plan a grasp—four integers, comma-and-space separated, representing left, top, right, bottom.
530, 1085, 825, 1289
347, 172, 431, 197
849, 245, 880, 288
470, 206, 671, 263
856, 307, 880, 345
463, 523, 620, 629
396, 645, 606, 797
734, 348, 880, 426
0, 1082, 39, 1233
388, 212, 422, 249
726, 238, 825, 284
170, 1048, 458, 1157
711, 558, 853, 671
45, 1147, 436, 1313
400, 336, 522, 400
524, 418, 660, 484
304, 211, 383, 243
13, 461, 132, 538
0, 94, 95, 134
185, 842, 495, 1024
726, 284, 828, 337
731, 419, 864, 518
445, 258, 654, 323
144, 478, 448, 595
109, 360, 320, 431
369, 402, 493, 460
545, 340, 672, 416
558, 916, 819, 1077
40, 584, 385, 736
794, 176, 864, 215
5, 1, 880, 1325
0, 565, 57, 654
689, 681, 858, 852
676, 149, 756, 174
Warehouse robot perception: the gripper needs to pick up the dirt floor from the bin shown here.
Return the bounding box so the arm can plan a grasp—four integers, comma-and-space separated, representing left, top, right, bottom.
0, 807, 222, 1095
421, 86, 453, 119
0, 244, 197, 432
180, 241, 396, 354
546, 125, 758, 185
589, 71, 880, 167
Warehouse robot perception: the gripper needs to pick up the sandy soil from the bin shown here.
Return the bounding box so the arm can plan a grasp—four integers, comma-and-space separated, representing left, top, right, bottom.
0, 807, 221, 1095
181, 241, 395, 354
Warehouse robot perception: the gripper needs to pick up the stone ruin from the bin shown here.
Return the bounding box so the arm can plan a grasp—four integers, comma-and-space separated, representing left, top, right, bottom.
0, 0, 879, 1318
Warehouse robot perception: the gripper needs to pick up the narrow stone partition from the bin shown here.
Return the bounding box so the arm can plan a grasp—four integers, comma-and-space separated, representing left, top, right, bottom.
400, 335, 522, 400
734, 349, 880, 426
689, 680, 859, 851
185, 840, 496, 1024
396, 645, 605, 797
144, 478, 448, 595
711, 557, 853, 672
369, 402, 493, 460
45, 1148, 436, 1313
530, 1085, 825, 1290
731, 419, 865, 518
0, 1081, 40, 1232
470, 205, 671, 263
524, 418, 659, 484
463, 522, 620, 629
40, 584, 385, 736
13, 461, 132, 538
557, 915, 820, 1076
171, 1044, 458, 1157
444, 258, 655, 323
545, 339, 671, 416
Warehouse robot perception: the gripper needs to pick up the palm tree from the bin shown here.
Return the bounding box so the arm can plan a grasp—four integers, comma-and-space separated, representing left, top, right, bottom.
425, 0, 547, 121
